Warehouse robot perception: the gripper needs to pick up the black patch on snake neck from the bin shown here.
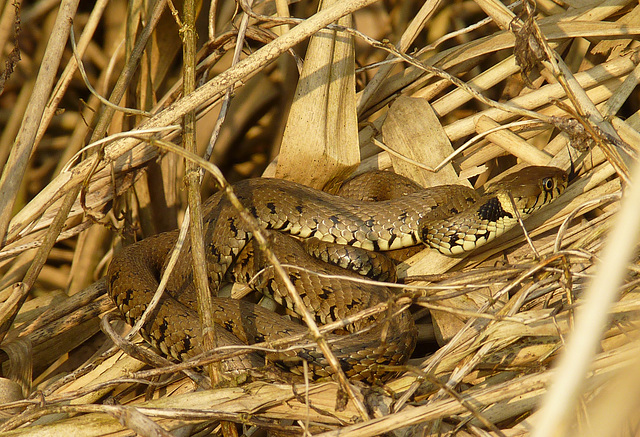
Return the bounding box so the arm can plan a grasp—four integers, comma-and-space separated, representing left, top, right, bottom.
449, 207, 459, 214
477, 197, 512, 222
266, 202, 277, 214
295, 205, 304, 214
329, 215, 340, 225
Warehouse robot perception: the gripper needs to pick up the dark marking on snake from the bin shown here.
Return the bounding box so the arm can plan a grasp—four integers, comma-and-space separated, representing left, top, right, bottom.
182, 335, 192, 352
159, 319, 169, 335
266, 202, 277, 215
288, 274, 299, 286
265, 278, 277, 295
227, 217, 239, 234
109, 271, 120, 288
224, 321, 235, 333
371, 239, 380, 251
339, 358, 354, 372
329, 306, 338, 321
123, 288, 134, 306
387, 233, 397, 248
411, 232, 419, 244
317, 288, 331, 300
477, 197, 513, 222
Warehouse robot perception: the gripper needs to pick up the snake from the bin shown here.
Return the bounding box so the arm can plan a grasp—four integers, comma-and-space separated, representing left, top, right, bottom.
107, 166, 567, 382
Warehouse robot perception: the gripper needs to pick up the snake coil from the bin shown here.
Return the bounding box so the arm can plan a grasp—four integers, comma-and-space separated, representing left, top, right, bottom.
107, 166, 567, 382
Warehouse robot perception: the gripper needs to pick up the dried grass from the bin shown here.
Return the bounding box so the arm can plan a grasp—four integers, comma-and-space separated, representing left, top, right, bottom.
0, 0, 639, 435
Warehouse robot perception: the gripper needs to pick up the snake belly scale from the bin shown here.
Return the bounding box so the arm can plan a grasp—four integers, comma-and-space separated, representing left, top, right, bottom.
107, 166, 567, 381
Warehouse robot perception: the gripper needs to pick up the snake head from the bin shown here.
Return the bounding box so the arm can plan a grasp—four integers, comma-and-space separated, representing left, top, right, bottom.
422, 166, 568, 255
486, 166, 568, 215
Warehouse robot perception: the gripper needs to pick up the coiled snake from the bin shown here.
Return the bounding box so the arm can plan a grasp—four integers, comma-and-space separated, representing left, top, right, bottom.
107, 166, 567, 382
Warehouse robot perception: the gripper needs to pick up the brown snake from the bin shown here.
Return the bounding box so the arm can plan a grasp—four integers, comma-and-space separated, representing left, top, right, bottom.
107, 166, 567, 382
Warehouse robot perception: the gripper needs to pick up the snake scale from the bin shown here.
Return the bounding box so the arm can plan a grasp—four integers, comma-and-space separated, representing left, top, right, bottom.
107, 166, 567, 382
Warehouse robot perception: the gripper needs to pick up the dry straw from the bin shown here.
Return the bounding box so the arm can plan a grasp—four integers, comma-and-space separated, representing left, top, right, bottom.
0, 0, 639, 435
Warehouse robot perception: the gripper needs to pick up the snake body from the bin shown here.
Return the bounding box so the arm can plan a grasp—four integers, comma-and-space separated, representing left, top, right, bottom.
107, 166, 567, 381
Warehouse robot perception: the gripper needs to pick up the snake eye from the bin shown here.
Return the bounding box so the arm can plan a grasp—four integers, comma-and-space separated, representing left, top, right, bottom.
542, 177, 554, 191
